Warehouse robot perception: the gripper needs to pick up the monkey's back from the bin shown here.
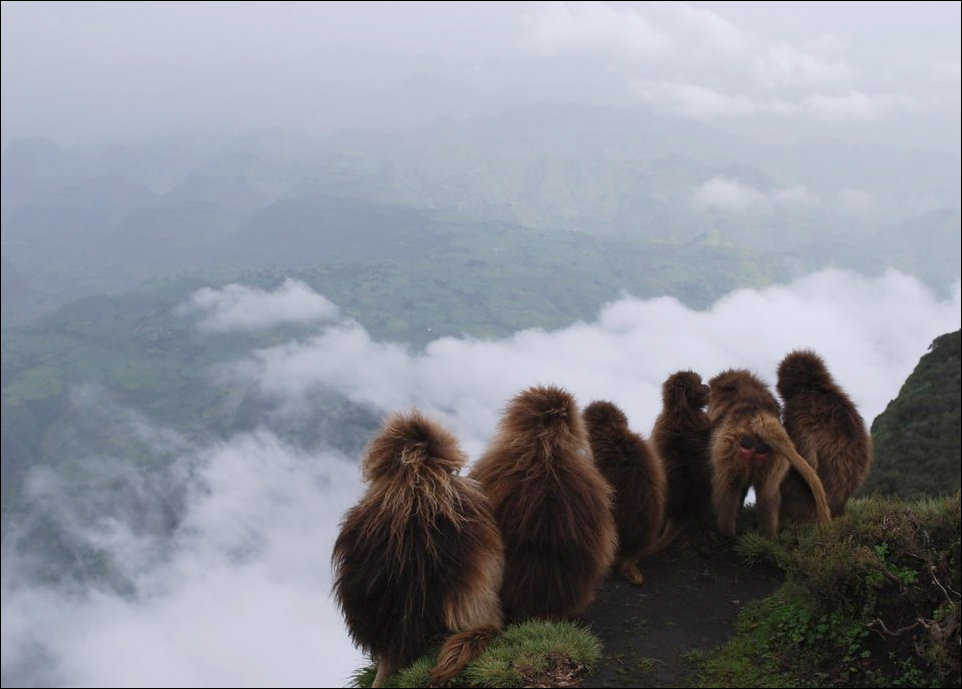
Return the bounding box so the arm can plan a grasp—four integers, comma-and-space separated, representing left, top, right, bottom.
332, 479, 502, 670
585, 402, 666, 557
475, 454, 615, 619
780, 385, 872, 520
652, 405, 711, 526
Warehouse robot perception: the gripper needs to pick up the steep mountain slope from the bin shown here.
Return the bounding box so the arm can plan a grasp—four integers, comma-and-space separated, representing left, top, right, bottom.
864, 329, 961, 499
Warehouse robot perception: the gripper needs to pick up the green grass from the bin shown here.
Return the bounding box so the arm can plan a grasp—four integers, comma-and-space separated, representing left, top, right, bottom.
350, 619, 602, 688
697, 492, 962, 688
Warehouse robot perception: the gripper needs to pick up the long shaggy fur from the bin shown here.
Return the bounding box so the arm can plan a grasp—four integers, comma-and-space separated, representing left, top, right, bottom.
651, 371, 713, 529
777, 349, 873, 523
332, 410, 504, 687
470, 385, 618, 620
708, 369, 831, 537
583, 400, 668, 585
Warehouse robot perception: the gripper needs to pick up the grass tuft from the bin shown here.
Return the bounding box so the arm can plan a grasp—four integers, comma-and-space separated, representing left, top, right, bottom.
352, 618, 602, 688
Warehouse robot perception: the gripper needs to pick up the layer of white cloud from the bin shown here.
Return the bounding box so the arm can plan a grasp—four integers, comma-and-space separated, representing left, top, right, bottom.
630, 79, 775, 118
519, 3, 944, 130
227, 269, 959, 459
2, 430, 366, 688
520, 1, 671, 59
177, 279, 340, 332
520, 1, 751, 61
631, 79, 912, 122
669, 3, 746, 53
692, 176, 817, 212
2, 2, 958, 149
755, 42, 856, 88
800, 90, 914, 123
4, 270, 960, 687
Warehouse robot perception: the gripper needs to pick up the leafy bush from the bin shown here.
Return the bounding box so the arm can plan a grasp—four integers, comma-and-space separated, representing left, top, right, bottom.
700, 492, 961, 688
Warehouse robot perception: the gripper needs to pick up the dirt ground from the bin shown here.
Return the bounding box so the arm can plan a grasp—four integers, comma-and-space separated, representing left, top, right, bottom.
576, 532, 785, 688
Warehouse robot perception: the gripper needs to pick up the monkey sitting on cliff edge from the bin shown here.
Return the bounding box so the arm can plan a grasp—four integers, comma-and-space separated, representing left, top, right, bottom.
707, 369, 831, 537
777, 349, 873, 524
470, 385, 618, 620
584, 399, 674, 585
332, 410, 504, 687
651, 370, 713, 530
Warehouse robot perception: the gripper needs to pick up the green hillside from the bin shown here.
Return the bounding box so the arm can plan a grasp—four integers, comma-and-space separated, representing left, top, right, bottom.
864, 330, 962, 500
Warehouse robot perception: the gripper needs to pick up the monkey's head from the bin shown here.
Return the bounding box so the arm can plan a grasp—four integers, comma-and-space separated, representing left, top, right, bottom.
362, 410, 466, 485
777, 349, 831, 399
502, 385, 583, 437
662, 370, 709, 410
708, 369, 779, 423
583, 400, 628, 435
582, 400, 633, 458
707, 369, 745, 416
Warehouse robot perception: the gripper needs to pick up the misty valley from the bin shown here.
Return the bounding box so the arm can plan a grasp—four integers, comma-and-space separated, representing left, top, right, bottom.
2, 104, 960, 687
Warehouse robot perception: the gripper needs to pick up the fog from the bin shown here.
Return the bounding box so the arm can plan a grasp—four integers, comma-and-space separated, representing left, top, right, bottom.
176, 279, 341, 331
2, 427, 367, 688
692, 176, 817, 211
3, 270, 959, 688
217, 270, 961, 457
1, 3, 961, 687
2, 2, 959, 152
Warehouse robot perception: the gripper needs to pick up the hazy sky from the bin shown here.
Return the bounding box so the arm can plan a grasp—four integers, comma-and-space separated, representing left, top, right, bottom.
1, 4, 961, 687
3, 269, 960, 688
2, 1, 960, 151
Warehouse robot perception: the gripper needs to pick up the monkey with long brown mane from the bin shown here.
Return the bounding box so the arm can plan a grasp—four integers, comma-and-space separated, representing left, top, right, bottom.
651, 371, 713, 529
777, 349, 873, 523
583, 400, 672, 585
332, 410, 504, 688
707, 369, 831, 537
470, 385, 617, 620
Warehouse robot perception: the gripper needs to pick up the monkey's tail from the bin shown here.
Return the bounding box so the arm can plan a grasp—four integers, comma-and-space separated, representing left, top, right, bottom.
430, 627, 500, 684
638, 518, 684, 559
750, 414, 832, 525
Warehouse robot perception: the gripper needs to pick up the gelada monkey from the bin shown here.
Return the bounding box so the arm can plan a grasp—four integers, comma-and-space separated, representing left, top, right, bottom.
584, 400, 673, 585
332, 410, 504, 687
707, 369, 831, 537
651, 371, 713, 529
470, 385, 617, 619
777, 349, 873, 524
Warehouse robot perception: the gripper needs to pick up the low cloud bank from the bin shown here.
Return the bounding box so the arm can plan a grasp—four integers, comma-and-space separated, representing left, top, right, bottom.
3, 268, 959, 687
233, 268, 961, 458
